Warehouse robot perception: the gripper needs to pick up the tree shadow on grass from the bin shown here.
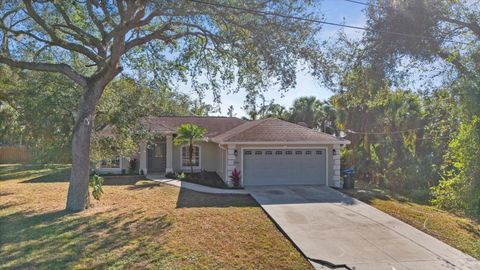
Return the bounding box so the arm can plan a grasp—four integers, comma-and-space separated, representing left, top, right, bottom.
175, 187, 257, 208
342, 188, 392, 205
458, 221, 480, 239
0, 206, 173, 269
0, 164, 70, 181
123, 180, 256, 208
22, 169, 145, 186
127, 180, 164, 190
21, 168, 71, 183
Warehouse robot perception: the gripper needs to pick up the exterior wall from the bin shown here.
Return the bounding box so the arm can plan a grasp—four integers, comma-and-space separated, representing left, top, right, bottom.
172, 141, 219, 172
165, 135, 173, 173
224, 143, 338, 187
333, 144, 341, 188
139, 141, 147, 175
225, 145, 237, 186
215, 147, 226, 181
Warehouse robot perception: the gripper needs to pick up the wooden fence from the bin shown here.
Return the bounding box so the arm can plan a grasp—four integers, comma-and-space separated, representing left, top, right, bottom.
0, 146, 32, 163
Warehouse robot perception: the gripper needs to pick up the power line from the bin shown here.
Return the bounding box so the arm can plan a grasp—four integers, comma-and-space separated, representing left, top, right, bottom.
371, 135, 451, 144
187, 0, 469, 45
346, 127, 425, 135
342, 0, 371, 7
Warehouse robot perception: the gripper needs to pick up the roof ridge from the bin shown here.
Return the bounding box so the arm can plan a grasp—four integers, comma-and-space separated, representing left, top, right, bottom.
142, 117, 175, 132
270, 118, 340, 139
213, 119, 267, 142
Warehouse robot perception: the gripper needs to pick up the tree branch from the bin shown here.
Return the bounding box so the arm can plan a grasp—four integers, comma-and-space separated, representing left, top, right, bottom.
53, 3, 106, 56
22, 0, 103, 64
442, 17, 480, 39
0, 56, 87, 87
86, 0, 107, 40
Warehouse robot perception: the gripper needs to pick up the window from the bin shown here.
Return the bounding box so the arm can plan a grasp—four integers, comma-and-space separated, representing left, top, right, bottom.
181, 145, 200, 167
265, 150, 273, 155
305, 150, 312, 155
316, 150, 323, 155
245, 150, 252, 155
295, 150, 302, 155
101, 157, 120, 168
285, 150, 293, 155
255, 151, 262, 155
275, 150, 283, 155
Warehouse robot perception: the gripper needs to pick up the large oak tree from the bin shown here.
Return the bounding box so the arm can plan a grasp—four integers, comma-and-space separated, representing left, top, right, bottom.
0, 0, 323, 211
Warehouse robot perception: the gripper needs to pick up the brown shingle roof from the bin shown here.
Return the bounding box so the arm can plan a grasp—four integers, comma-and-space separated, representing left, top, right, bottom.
212, 118, 347, 143
98, 117, 349, 144
142, 116, 246, 137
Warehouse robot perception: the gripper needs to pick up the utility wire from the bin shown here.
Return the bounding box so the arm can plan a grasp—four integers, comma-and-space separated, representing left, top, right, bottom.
342, 0, 372, 7
370, 135, 451, 143
187, 0, 469, 45
346, 127, 425, 135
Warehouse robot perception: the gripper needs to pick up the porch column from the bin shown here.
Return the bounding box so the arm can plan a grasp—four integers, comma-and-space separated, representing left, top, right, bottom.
333, 144, 341, 188
166, 134, 173, 173
139, 141, 147, 175
226, 144, 237, 187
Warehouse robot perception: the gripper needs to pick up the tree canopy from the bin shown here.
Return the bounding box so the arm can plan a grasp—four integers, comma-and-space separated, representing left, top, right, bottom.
324, 0, 480, 217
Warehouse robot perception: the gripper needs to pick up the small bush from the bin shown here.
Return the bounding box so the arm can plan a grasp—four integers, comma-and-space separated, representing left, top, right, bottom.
89, 174, 104, 201
177, 172, 186, 180
229, 168, 241, 187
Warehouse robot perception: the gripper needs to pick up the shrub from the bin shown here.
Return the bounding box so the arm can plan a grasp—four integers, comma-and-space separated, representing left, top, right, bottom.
177, 172, 186, 180
230, 168, 241, 187
89, 174, 104, 201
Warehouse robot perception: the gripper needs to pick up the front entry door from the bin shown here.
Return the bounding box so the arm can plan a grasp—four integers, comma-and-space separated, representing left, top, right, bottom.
147, 141, 166, 173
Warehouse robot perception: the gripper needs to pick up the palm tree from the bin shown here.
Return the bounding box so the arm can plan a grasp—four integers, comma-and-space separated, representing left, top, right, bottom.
174, 123, 207, 174
289, 96, 323, 128
288, 97, 338, 133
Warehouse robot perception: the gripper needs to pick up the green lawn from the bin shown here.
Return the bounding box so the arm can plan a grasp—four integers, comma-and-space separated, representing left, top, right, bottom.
342, 183, 480, 260
0, 164, 312, 270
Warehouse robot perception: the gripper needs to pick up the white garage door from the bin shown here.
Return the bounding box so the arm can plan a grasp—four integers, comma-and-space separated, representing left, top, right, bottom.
243, 149, 327, 186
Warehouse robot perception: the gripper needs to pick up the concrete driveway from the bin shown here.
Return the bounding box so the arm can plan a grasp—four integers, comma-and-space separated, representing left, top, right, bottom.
248, 185, 479, 270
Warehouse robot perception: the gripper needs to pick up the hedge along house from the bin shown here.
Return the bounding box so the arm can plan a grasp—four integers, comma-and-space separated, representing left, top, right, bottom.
97, 116, 350, 188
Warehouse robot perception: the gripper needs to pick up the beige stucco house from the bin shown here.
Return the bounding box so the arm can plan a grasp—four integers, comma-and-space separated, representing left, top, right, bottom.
98, 116, 350, 188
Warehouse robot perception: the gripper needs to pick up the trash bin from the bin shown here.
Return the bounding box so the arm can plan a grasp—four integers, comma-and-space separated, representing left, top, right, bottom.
343, 169, 355, 189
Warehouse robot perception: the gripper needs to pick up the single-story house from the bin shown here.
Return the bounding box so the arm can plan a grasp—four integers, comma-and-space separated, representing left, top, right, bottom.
97, 116, 350, 188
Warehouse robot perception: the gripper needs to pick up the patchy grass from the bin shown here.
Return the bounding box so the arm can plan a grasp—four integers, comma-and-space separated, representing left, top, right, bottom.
0, 164, 311, 270
342, 182, 480, 260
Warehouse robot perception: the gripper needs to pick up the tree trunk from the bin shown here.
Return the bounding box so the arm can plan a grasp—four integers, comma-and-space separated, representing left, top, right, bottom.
65, 83, 104, 211
66, 113, 93, 211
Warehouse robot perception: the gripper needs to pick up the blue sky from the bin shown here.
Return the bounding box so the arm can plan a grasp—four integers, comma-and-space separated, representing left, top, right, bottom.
177, 0, 367, 117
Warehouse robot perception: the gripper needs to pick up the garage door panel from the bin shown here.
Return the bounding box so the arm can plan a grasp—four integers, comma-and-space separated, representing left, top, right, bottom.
243, 149, 326, 186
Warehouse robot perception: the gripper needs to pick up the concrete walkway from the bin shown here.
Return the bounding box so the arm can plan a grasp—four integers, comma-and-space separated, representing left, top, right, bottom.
146, 174, 249, 195
248, 185, 479, 270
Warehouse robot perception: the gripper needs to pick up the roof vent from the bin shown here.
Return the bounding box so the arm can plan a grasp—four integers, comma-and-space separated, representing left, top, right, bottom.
297, 122, 308, 127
